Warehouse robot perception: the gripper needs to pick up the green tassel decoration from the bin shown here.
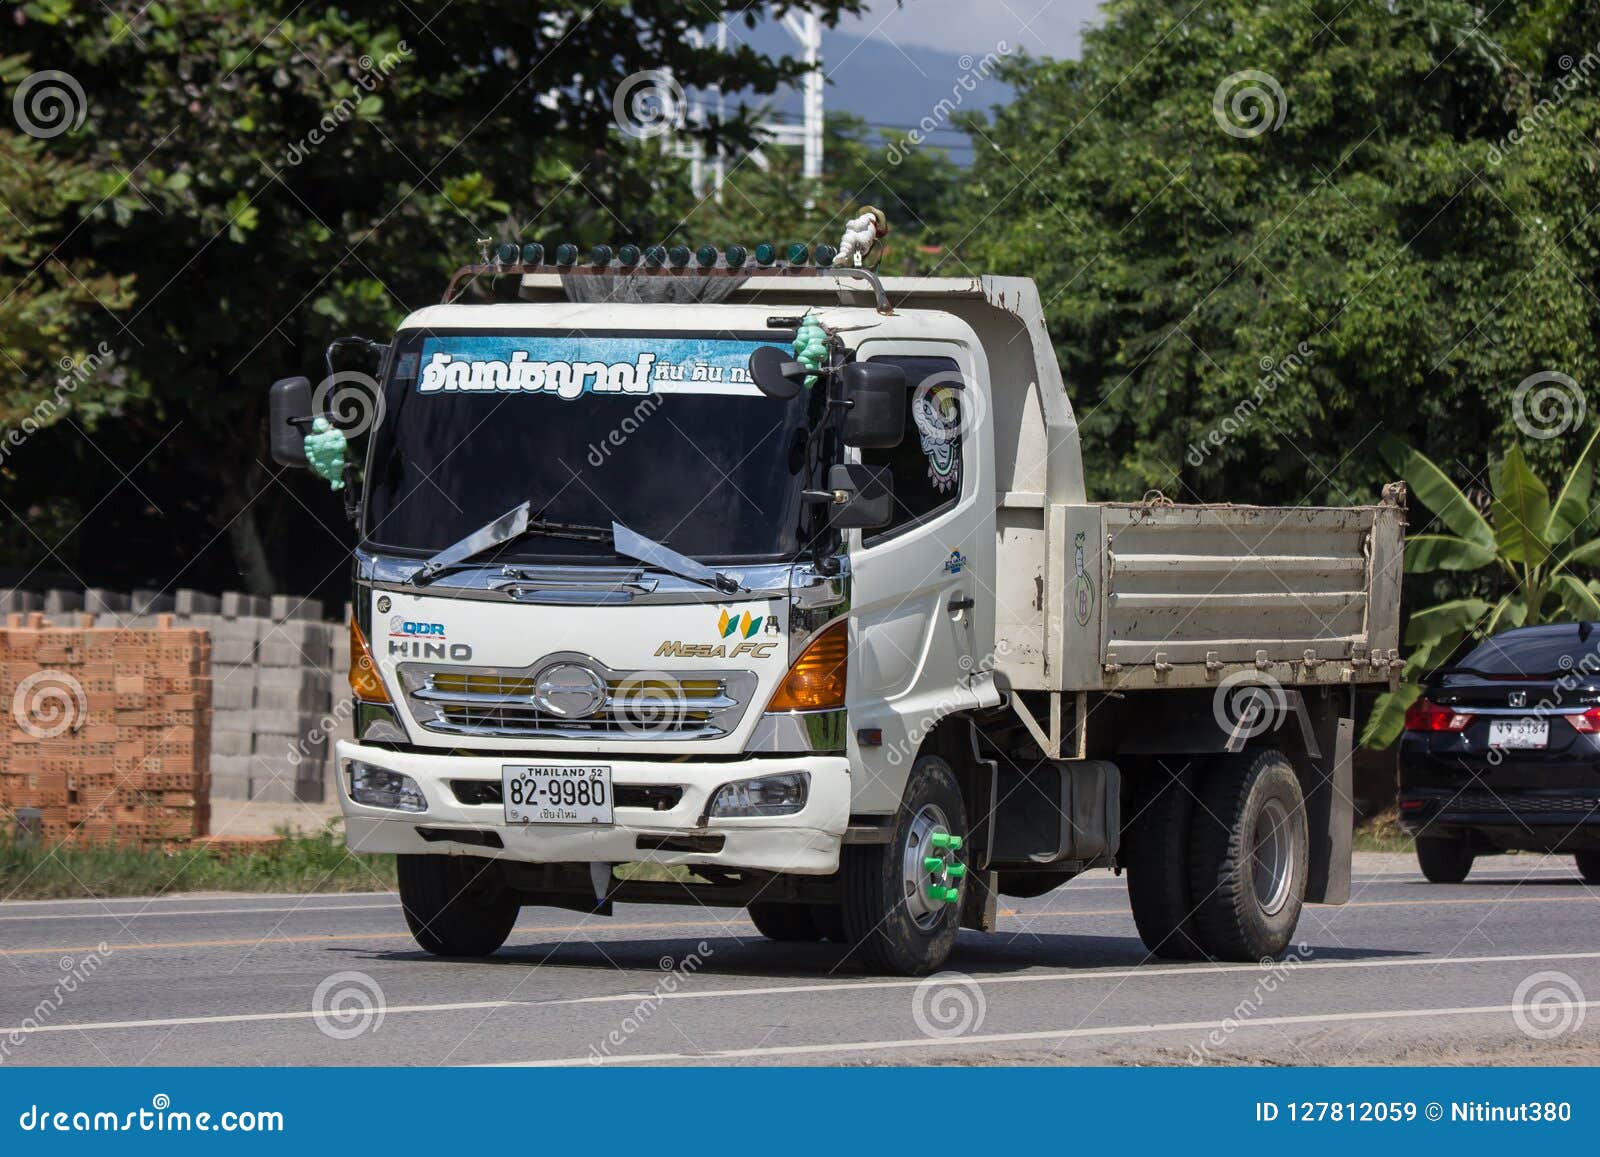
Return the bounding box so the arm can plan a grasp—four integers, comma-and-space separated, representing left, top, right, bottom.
304, 417, 347, 490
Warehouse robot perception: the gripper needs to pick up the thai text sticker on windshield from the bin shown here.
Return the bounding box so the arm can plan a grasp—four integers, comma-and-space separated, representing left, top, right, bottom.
412, 336, 770, 399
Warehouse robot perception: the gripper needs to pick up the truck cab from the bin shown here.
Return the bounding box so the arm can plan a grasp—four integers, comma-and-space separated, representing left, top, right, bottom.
269, 250, 1404, 975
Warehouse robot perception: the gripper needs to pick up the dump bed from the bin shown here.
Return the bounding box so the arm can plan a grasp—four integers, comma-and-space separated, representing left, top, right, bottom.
995, 492, 1406, 693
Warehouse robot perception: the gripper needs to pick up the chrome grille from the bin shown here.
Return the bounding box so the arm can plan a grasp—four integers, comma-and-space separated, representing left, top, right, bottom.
400, 659, 758, 740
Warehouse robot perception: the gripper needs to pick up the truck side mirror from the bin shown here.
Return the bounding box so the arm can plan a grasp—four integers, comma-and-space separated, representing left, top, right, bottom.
268, 376, 312, 467
826, 463, 894, 530
748, 345, 807, 400
840, 362, 906, 448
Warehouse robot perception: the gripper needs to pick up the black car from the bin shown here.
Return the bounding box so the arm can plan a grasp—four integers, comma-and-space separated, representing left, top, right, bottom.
1399, 622, 1600, 884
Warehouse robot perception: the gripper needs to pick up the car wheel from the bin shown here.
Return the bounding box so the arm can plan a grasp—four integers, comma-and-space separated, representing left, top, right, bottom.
1188, 749, 1309, 961
397, 854, 520, 957
1416, 835, 1474, 884
1575, 850, 1600, 884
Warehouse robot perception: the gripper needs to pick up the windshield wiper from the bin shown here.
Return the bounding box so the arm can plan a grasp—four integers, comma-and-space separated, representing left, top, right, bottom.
611, 522, 747, 594
407, 501, 747, 593
408, 501, 610, 586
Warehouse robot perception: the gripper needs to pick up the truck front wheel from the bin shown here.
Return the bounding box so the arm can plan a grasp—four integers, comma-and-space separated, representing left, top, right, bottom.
839, 754, 968, 975
397, 854, 521, 957
1187, 749, 1309, 961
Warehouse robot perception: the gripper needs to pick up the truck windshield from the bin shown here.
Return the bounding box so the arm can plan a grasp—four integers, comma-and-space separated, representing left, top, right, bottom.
362, 330, 826, 564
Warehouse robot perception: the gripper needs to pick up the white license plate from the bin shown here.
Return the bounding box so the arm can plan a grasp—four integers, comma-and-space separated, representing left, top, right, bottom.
502, 765, 613, 825
1489, 718, 1549, 749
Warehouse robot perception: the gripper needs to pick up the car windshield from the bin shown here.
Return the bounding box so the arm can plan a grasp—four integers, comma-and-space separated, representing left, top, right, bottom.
1453, 625, 1600, 678
362, 330, 827, 563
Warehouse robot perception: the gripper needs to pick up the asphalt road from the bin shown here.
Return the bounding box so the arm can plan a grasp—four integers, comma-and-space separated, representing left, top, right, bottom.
2, 852, 1596, 1066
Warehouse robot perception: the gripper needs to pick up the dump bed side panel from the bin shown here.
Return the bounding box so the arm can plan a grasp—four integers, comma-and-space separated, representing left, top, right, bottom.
995, 498, 1405, 692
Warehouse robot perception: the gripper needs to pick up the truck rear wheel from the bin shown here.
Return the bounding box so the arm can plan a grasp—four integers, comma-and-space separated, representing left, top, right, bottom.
397, 854, 521, 957
747, 902, 823, 941
1187, 749, 1308, 961
839, 754, 967, 975
1123, 760, 1208, 960
1416, 835, 1475, 883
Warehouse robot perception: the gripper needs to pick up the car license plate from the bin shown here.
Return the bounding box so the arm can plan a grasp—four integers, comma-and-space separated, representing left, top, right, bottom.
1488, 718, 1549, 749
502, 765, 612, 825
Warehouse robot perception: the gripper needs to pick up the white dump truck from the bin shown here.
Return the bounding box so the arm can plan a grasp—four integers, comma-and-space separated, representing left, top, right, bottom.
269, 241, 1405, 974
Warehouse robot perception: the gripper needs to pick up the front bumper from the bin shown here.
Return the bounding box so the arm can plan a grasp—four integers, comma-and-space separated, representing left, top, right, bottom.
334, 741, 851, 875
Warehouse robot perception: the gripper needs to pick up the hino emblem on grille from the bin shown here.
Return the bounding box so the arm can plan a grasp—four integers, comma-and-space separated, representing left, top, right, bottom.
1508, 690, 1527, 708
532, 661, 607, 718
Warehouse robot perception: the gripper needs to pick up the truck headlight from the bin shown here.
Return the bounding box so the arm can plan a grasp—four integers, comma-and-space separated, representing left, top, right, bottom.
707, 772, 810, 818
348, 762, 427, 812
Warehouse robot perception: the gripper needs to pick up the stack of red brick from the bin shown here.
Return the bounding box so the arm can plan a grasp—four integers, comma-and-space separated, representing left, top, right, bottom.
0, 614, 212, 845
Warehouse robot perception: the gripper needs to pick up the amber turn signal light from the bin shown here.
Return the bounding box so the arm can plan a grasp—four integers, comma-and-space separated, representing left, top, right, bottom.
766, 619, 848, 712
349, 618, 391, 704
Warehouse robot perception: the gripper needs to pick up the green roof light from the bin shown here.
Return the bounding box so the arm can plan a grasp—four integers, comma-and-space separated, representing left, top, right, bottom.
644, 245, 667, 269
589, 244, 613, 266
494, 242, 518, 264
554, 243, 578, 266
724, 244, 747, 267
754, 242, 776, 266
618, 243, 641, 266
787, 243, 809, 265
521, 242, 545, 265
814, 244, 837, 267
668, 245, 692, 268
695, 244, 718, 268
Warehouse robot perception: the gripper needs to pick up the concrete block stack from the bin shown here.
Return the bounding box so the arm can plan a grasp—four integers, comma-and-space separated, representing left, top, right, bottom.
0, 614, 211, 845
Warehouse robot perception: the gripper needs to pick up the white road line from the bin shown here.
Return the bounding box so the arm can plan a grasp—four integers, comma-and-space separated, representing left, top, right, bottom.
493, 1000, 1599, 1066
6, 949, 1598, 1038
0, 902, 401, 923
0, 891, 395, 910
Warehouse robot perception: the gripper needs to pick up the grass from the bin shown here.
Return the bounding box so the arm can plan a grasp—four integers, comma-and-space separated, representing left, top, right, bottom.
0, 822, 396, 902
1352, 806, 1415, 854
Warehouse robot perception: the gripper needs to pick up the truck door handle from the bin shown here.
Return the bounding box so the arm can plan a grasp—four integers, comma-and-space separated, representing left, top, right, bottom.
948, 595, 975, 613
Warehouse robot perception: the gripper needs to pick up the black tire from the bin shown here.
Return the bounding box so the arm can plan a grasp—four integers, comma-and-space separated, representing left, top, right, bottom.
1575, 850, 1600, 884
839, 754, 967, 975
397, 854, 520, 957
1188, 749, 1309, 962
1123, 760, 1208, 959
747, 902, 823, 941
1416, 835, 1475, 884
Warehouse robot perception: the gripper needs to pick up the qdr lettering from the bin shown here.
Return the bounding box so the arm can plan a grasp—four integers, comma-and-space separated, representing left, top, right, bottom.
419, 352, 656, 399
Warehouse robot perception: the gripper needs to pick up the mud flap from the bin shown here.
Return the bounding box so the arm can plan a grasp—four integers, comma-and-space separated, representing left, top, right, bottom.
960, 868, 1000, 932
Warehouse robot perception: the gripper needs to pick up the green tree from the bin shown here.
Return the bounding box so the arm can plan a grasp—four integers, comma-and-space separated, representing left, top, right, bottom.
956, 1, 1600, 510
1365, 429, 1600, 745
0, 0, 872, 593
